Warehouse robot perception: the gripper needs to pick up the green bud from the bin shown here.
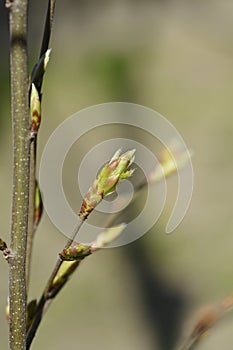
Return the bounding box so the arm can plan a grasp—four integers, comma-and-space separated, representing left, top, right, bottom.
34, 181, 43, 229
79, 149, 135, 220
60, 243, 91, 261
52, 261, 79, 289
30, 83, 41, 136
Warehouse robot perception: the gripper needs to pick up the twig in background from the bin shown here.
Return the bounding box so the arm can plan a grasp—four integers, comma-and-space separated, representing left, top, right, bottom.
178, 295, 233, 350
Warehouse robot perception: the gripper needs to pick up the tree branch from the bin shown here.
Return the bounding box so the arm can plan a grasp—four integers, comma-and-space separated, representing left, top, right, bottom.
8, 0, 30, 349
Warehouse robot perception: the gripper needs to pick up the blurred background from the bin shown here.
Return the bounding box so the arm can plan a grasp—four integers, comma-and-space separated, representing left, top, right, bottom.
1, 0, 233, 349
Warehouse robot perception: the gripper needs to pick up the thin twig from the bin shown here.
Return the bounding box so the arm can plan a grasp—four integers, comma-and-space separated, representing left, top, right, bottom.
26, 0, 56, 294
177, 296, 233, 350
40, 0, 56, 59
43, 219, 84, 296
26, 219, 83, 349
8, 0, 30, 348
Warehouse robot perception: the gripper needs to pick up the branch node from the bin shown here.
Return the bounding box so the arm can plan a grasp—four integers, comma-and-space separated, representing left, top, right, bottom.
4, 249, 17, 261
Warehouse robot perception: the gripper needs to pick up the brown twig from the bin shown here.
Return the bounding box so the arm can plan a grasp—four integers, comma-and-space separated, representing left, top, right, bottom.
178, 295, 233, 350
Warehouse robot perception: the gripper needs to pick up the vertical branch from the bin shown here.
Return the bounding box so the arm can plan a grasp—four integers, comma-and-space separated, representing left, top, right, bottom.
26, 0, 56, 293
8, 0, 30, 349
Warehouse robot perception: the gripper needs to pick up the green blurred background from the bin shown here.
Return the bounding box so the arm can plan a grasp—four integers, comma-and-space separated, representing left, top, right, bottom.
1, 1, 233, 349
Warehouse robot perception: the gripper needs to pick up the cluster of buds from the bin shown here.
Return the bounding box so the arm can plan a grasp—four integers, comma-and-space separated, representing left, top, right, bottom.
79, 149, 135, 220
